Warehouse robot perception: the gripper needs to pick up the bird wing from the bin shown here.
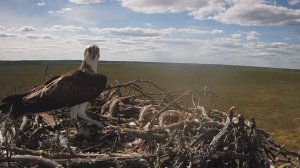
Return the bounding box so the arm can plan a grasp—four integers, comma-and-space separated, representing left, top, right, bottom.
43, 74, 62, 85
24, 74, 63, 96
22, 70, 107, 113
1, 75, 62, 104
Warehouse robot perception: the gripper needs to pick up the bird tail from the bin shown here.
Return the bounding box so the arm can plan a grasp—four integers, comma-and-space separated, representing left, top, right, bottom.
0, 94, 26, 118
0, 103, 12, 113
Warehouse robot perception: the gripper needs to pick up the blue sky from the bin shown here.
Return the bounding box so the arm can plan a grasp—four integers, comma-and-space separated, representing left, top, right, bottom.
0, 0, 300, 69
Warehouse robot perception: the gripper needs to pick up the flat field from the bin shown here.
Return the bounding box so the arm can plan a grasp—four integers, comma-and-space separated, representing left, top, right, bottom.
0, 61, 300, 150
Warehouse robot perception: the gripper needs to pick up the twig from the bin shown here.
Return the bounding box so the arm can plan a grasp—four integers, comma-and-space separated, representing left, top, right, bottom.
209, 106, 234, 153
2, 154, 62, 168
54, 153, 155, 167
149, 91, 189, 129
125, 78, 139, 96
19, 116, 29, 131
121, 128, 168, 142
44, 66, 49, 80
106, 80, 168, 93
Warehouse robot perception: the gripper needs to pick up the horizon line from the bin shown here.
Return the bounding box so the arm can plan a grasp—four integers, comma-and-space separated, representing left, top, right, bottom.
1, 60, 300, 71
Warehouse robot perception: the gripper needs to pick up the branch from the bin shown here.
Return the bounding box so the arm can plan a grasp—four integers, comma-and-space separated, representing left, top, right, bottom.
2, 155, 62, 168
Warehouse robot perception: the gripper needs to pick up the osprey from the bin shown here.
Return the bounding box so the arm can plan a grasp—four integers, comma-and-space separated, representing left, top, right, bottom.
0, 45, 107, 128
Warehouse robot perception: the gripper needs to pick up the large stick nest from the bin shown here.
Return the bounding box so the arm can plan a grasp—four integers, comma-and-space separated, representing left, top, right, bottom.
0, 79, 299, 168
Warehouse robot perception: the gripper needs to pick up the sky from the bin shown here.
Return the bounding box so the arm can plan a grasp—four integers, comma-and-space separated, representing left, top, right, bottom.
0, 0, 300, 69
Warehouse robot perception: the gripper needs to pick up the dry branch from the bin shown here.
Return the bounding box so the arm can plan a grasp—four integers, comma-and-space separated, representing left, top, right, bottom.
0, 79, 299, 168
1, 154, 62, 168
121, 128, 168, 142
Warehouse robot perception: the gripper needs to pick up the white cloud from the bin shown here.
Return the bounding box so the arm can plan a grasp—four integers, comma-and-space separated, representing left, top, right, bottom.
0, 26, 6, 30
288, 0, 300, 5
120, 0, 300, 26
0, 26, 17, 32
89, 27, 176, 37
19, 26, 36, 32
69, 0, 102, 5
253, 42, 300, 59
211, 29, 223, 34
37, 2, 45, 6
202, 37, 243, 49
76, 35, 106, 44
231, 33, 241, 38
216, 3, 300, 26
257, 42, 288, 49
0, 40, 84, 60
0, 26, 36, 32
0, 31, 55, 40
1, 27, 300, 69
0, 32, 19, 38
5, 28, 17, 32
59, 8, 72, 13
120, 0, 215, 14
146, 38, 200, 46
188, 1, 225, 20
177, 28, 210, 34
45, 25, 85, 32
246, 31, 260, 41
89, 27, 224, 37
177, 28, 223, 35
48, 8, 72, 14
24, 34, 54, 39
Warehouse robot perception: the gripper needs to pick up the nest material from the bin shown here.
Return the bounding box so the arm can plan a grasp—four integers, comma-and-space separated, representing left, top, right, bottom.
0, 79, 299, 168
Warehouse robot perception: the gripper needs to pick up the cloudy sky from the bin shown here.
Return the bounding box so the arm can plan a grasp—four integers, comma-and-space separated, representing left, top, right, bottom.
0, 0, 300, 69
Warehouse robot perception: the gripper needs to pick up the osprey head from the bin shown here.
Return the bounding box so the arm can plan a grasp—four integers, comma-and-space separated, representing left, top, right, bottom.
84, 45, 100, 62
82, 45, 100, 73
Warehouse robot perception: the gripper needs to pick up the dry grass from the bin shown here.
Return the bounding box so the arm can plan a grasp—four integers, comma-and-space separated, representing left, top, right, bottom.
0, 61, 300, 150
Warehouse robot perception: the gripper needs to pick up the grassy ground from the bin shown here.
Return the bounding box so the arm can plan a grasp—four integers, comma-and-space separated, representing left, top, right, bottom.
0, 61, 300, 150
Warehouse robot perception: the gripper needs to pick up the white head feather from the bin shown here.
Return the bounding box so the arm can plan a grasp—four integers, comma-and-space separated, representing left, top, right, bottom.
82, 45, 100, 73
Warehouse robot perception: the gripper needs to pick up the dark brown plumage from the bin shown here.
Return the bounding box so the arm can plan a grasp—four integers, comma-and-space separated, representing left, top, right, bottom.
0, 45, 107, 120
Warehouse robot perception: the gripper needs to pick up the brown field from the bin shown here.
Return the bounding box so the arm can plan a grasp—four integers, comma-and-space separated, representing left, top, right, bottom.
0, 61, 300, 150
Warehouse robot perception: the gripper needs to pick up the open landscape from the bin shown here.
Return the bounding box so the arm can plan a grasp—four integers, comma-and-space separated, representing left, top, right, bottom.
1, 60, 299, 151
2, 0, 300, 167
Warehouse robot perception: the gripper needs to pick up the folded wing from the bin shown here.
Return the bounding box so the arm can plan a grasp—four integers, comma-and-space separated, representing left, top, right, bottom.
1, 70, 107, 117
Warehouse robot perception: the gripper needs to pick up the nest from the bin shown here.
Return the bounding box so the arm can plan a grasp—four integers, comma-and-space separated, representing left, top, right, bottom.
0, 80, 299, 168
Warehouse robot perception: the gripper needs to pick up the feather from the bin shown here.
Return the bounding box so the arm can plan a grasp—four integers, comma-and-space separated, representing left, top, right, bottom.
0, 45, 107, 125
